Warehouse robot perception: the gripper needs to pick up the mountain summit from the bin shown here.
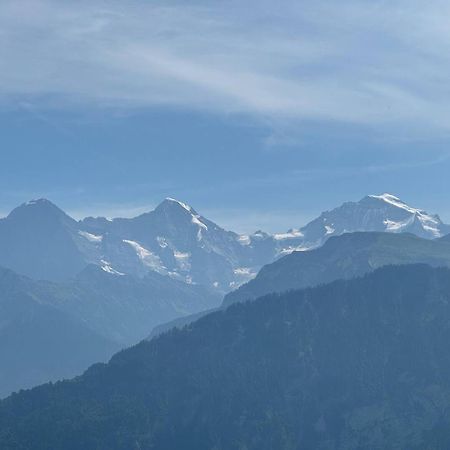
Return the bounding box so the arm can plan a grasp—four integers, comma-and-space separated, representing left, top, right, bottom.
296, 193, 449, 248
0, 199, 88, 281
155, 197, 198, 214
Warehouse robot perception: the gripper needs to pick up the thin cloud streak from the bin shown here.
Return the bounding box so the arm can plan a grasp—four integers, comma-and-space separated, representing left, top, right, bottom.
1, 0, 450, 132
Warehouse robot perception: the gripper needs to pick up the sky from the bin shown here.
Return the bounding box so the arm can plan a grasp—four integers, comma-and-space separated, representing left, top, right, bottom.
1, 0, 450, 232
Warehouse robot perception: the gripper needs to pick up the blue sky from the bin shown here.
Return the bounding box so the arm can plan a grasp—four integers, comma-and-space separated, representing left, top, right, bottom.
1, 0, 450, 232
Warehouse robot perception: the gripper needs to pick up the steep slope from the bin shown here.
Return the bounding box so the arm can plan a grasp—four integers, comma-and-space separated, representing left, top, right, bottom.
0, 267, 118, 399
3, 265, 450, 449
223, 231, 450, 307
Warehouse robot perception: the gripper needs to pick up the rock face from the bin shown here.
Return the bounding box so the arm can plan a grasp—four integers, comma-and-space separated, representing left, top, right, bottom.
3, 265, 450, 449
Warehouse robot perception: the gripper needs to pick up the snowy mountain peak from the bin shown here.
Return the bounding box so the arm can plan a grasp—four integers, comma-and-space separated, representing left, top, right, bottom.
367, 193, 442, 234
154, 198, 208, 240
155, 198, 199, 216
296, 193, 449, 249
164, 197, 194, 213
369, 193, 402, 203
23, 198, 61, 210
368, 193, 429, 215
25, 198, 53, 206
9, 198, 71, 221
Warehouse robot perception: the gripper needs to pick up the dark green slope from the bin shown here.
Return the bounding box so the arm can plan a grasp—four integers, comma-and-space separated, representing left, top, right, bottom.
223, 231, 450, 307
3, 265, 450, 449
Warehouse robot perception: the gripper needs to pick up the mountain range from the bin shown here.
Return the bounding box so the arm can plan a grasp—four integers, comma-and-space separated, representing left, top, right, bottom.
1, 192, 450, 397
3, 265, 450, 449
0, 193, 447, 292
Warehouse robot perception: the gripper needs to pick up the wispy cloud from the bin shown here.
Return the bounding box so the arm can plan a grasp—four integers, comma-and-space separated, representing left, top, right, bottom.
2, 0, 450, 131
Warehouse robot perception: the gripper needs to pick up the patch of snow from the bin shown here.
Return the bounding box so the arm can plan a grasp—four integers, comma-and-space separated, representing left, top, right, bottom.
251, 230, 270, 240
384, 219, 408, 232
174, 250, 191, 271
192, 215, 208, 230
157, 236, 168, 248
165, 197, 193, 213
24, 198, 50, 206
78, 230, 103, 243
165, 199, 208, 240
192, 215, 207, 228
371, 193, 438, 222
174, 251, 190, 259
324, 225, 335, 235
274, 229, 304, 240
233, 267, 257, 285
422, 224, 442, 237
191, 215, 208, 240
278, 244, 313, 255
233, 267, 253, 276
237, 234, 251, 246
372, 193, 442, 237
123, 239, 167, 274
100, 260, 125, 276
370, 194, 418, 215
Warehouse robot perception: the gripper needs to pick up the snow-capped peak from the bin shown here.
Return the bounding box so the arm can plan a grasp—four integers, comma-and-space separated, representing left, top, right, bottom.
9, 198, 71, 222
368, 193, 442, 235
25, 198, 53, 206
156, 198, 208, 240
164, 197, 194, 213
369, 193, 430, 217
21, 198, 61, 210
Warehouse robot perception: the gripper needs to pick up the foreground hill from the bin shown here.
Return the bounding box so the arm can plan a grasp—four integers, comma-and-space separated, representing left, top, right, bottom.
2, 265, 450, 449
223, 231, 450, 307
